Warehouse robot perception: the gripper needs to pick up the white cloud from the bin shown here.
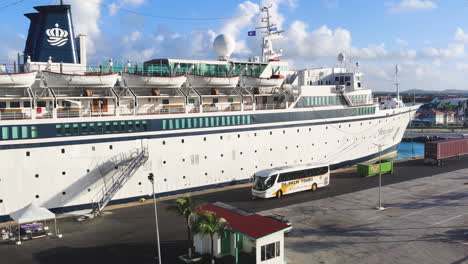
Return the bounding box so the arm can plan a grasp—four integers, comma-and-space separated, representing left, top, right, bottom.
455, 27, 468, 44
421, 43, 465, 59
456, 63, 468, 72
219, 1, 259, 38
323, 0, 339, 8
395, 38, 408, 46
386, 0, 437, 13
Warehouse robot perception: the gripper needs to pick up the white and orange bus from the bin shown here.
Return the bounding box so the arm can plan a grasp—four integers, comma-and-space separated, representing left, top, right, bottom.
251, 164, 330, 199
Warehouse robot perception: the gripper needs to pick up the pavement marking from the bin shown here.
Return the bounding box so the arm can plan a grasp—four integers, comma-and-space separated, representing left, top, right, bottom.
431, 212, 468, 226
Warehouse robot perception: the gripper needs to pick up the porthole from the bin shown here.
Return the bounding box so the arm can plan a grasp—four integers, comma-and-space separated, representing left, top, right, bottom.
309, 128, 311, 132
283, 130, 285, 134
339, 125, 341, 128
35, 174, 39, 178
237, 134, 240, 138
181, 139, 185, 143
325, 142, 327, 145
164, 178, 167, 182
204, 173, 208, 176
35, 195, 39, 199
254, 150, 257, 153
312, 143, 315, 146
296, 145, 299, 148
62, 192, 66, 195
109, 145, 113, 150
92, 146, 96, 151
270, 164, 273, 167
324, 155, 327, 158
255, 166, 258, 169
26, 151, 30, 157
62, 171, 66, 175
162, 141, 166, 145
270, 148, 273, 151
86, 169, 90, 173
182, 158, 185, 162
88, 188, 91, 192
300, 160, 303, 162
254, 133, 257, 137
241, 168, 243, 171
204, 137, 207, 141
115, 166, 119, 169
221, 170, 224, 173
285, 146, 288, 150
285, 162, 288, 165
326, 126, 328, 130
163, 161, 166, 164
221, 154, 224, 157
269, 131, 272, 135
297, 129, 299, 133
204, 156, 207, 159
61, 149, 65, 154
138, 182, 142, 185
183, 176, 186, 179
0, 199, 3, 203
220, 136, 223, 140
360, 123, 363, 126
240, 152, 243, 155
349, 124, 351, 127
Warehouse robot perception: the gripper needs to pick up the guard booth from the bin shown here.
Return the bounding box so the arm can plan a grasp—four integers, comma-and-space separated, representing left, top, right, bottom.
194, 202, 291, 264
357, 160, 393, 177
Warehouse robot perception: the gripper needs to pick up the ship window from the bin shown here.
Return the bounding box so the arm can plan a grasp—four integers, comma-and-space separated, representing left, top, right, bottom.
10, 102, 20, 108
215, 117, 220, 126
210, 117, 215, 127
169, 119, 174, 129
213, 98, 219, 104
120, 122, 125, 132
26, 151, 30, 156
65, 124, 71, 136
135, 121, 141, 131
345, 76, 351, 82
162, 99, 170, 105
142, 121, 148, 131
61, 149, 65, 154
105, 122, 112, 133
0, 102, 5, 108
97, 122, 103, 134
89, 123, 96, 134
180, 118, 185, 128
73, 124, 79, 135
227, 98, 234, 103
187, 118, 192, 128
193, 118, 198, 128
162, 120, 167, 130
31, 126, 38, 138
56, 125, 63, 136
247, 115, 252, 124
346, 82, 351, 86
221, 116, 226, 126
234, 116, 238, 125
175, 119, 180, 129
81, 123, 88, 135
11, 126, 19, 139
113, 122, 119, 133
20, 126, 28, 139
37, 101, 46, 107
205, 117, 210, 127
188, 98, 195, 104
358, 82, 361, 87
127, 121, 134, 132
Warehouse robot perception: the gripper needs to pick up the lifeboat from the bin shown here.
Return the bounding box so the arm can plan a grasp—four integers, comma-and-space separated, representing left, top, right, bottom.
42, 71, 118, 88
187, 74, 240, 88
122, 72, 186, 88
241, 74, 284, 88
0, 72, 37, 88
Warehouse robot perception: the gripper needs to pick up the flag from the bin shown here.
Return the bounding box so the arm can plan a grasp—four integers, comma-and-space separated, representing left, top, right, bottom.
248, 31, 256, 36
269, 27, 278, 32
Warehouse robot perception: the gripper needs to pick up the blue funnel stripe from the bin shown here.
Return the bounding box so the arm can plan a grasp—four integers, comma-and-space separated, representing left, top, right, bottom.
24, 5, 79, 64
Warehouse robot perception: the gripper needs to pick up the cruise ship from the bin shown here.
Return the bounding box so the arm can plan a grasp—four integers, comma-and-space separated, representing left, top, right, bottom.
0, 4, 419, 220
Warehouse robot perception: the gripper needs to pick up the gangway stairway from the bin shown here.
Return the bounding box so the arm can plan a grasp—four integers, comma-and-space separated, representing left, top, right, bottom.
90, 148, 148, 215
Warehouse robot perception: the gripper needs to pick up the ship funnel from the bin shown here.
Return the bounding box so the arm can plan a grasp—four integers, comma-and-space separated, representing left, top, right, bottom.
24, 5, 79, 64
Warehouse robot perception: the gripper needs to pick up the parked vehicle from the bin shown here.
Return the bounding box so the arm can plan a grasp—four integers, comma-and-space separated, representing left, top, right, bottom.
424, 138, 468, 165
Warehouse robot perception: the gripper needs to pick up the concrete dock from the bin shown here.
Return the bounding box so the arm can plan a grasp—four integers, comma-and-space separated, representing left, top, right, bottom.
263, 168, 468, 264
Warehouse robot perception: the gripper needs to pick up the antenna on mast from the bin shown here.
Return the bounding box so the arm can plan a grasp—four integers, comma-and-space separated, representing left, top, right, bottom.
395, 64, 400, 101
256, 5, 285, 62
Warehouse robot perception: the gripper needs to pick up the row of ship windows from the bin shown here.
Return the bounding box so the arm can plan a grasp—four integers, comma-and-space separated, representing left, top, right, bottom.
357, 107, 376, 115
162, 115, 253, 130
302, 96, 371, 107
56, 121, 148, 136
1, 126, 38, 140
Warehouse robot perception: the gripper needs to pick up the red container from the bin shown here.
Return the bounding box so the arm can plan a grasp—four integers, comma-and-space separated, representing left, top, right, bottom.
424, 138, 468, 165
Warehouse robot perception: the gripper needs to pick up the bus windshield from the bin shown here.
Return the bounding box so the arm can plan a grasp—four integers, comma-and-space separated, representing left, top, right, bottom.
252, 174, 277, 191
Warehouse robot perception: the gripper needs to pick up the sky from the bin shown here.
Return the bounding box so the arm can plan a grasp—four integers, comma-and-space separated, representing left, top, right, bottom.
1, 0, 468, 91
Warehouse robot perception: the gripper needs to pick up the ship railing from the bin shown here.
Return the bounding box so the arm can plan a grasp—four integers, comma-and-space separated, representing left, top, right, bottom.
0, 110, 33, 120
255, 103, 286, 110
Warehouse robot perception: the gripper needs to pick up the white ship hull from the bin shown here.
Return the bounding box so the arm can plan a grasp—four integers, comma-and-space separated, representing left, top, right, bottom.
0, 105, 418, 219
122, 73, 186, 88
42, 71, 118, 88
241, 76, 284, 88
187, 74, 240, 88
0, 72, 37, 88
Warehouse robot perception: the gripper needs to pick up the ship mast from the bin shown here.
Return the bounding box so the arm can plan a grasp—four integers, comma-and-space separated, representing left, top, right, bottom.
256, 6, 284, 62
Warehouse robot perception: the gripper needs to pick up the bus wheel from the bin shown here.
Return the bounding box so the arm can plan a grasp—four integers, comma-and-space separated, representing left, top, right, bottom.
276, 190, 283, 199
311, 184, 318, 192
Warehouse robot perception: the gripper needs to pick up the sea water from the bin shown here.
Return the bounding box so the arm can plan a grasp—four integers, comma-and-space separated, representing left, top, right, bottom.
397, 142, 425, 160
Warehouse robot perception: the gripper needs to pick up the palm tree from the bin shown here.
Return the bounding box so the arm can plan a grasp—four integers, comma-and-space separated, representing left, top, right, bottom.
165, 196, 200, 258
192, 210, 229, 264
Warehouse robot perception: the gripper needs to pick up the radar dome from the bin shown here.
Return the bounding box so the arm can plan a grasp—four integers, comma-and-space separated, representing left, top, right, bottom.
213, 34, 235, 61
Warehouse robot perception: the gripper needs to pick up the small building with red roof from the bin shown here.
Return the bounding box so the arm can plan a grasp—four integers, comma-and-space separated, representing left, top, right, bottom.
193, 202, 291, 264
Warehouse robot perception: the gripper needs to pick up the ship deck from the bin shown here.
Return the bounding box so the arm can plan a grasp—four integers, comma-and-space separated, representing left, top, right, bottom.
2, 156, 468, 264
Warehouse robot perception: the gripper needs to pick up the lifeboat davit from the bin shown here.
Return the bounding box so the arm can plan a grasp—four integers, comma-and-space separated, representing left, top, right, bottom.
241, 74, 284, 88
42, 71, 118, 88
187, 74, 240, 88
122, 72, 186, 88
0, 72, 37, 88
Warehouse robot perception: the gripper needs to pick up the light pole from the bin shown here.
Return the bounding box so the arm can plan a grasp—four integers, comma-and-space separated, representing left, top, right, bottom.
148, 173, 162, 264
373, 143, 385, 211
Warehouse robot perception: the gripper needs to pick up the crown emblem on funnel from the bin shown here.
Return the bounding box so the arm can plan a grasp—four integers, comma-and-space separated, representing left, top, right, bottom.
46, 23, 69, 47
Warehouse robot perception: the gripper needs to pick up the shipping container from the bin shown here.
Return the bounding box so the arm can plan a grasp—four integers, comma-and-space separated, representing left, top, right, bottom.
424, 138, 468, 165
357, 160, 393, 177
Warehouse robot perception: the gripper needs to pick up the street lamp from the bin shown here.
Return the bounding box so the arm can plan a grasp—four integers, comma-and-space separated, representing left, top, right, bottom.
373, 143, 385, 211
148, 173, 162, 264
